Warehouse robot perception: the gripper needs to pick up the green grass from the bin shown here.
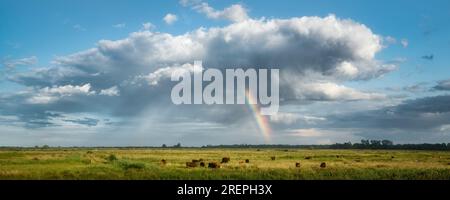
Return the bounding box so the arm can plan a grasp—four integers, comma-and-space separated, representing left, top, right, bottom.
0, 148, 449, 180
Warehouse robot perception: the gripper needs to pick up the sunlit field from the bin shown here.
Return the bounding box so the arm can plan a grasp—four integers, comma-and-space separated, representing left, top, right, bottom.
0, 148, 449, 180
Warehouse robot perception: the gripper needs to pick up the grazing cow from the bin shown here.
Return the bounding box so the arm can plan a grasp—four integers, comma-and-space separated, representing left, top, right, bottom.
200, 162, 205, 167
295, 162, 301, 168
271, 156, 276, 160
221, 157, 230, 163
245, 159, 250, 163
391, 156, 395, 159
208, 162, 221, 169
161, 159, 167, 165
186, 162, 198, 168
305, 156, 312, 160
320, 162, 327, 168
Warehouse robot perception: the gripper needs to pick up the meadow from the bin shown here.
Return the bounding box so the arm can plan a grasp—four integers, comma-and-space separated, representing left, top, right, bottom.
0, 148, 449, 180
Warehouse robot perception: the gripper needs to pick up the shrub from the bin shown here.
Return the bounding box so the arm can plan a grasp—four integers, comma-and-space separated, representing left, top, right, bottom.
120, 161, 146, 170
107, 154, 118, 162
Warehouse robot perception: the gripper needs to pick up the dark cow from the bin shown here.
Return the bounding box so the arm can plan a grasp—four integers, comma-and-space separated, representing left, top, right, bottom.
221, 157, 230, 163
208, 162, 221, 169
186, 162, 198, 168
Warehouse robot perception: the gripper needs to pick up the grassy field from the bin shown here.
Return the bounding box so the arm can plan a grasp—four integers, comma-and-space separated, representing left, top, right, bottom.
0, 148, 449, 180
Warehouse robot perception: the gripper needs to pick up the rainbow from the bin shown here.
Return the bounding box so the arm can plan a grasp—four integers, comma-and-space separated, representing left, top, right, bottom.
245, 91, 272, 143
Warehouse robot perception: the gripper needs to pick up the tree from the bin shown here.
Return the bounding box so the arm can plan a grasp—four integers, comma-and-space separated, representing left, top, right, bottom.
370, 140, 381, 146
382, 140, 393, 146
162, 144, 167, 148
361, 140, 370, 146
174, 143, 181, 148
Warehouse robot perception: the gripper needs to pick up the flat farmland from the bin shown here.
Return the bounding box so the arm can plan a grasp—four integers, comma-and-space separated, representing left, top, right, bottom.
0, 148, 449, 180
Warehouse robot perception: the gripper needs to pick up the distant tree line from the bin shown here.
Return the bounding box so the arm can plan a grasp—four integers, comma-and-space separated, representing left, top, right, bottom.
1, 140, 449, 150
200, 140, 450, 151
329, 140, 450, 150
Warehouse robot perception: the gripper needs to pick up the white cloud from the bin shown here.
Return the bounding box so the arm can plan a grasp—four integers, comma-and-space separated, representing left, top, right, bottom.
2, 56, 38, 69
293, 82, 386, 101
99, 86, 120, 96
439, 124, 450, 132
195, 3, 249, 22
181, 0, 249, 22
143, 63, 202, 86
335, 61, 359, 78
141, 22, 155, 31
384, 36, 397, 45
27, 84, 95, 104
270, 113, 326, 125
179, 0, 200, 6
15, 15, 391, 103
383, 36, 408, 48
163, 13, 178, 25
400, 38, 409, 48
434, 79, 450, 91
40, 84, 93, 96
27, 95, 59, 105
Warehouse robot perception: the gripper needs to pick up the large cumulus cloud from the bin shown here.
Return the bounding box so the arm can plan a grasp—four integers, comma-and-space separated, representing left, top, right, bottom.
0, 14, 403, 145
11, 15, 391, 100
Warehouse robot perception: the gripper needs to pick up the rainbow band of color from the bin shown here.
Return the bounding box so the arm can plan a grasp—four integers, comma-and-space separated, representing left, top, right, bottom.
246, 91, 272, 143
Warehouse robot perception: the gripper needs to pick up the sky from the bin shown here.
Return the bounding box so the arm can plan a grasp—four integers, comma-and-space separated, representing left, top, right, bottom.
0, 0, 450, 146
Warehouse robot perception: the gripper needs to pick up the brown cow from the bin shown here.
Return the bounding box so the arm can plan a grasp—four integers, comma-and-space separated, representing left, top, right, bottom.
305, 156, 312, 160
208, 162, 221, 169
221, 157, 230, 163
270, 156, 276, 160
245, 159, 250, 163
295, 162, 301, 168
186, 162, 198, 168
200, 162, 205, 167
320, 162, 327, 168
161, 159, 167, 165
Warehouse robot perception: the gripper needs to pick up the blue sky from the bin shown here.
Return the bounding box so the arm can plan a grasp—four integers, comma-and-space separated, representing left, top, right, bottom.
1, 0, 450, 146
